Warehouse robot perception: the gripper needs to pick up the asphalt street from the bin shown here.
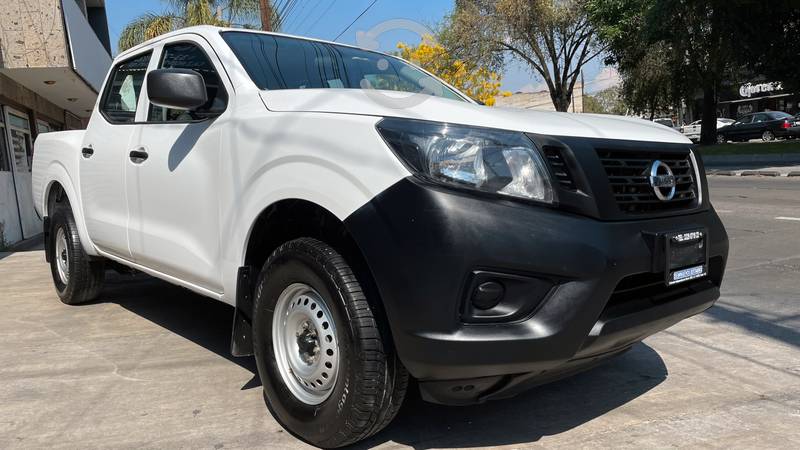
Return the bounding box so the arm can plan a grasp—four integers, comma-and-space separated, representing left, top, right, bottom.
1, 176, 799, 449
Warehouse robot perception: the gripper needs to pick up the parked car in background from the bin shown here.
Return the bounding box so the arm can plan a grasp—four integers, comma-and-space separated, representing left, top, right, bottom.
681, 118, 734, 142
717, 111, 799, 143
653, 117, 678, 130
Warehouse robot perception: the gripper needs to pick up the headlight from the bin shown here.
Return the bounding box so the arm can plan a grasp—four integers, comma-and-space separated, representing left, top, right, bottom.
376, 118, 554, 203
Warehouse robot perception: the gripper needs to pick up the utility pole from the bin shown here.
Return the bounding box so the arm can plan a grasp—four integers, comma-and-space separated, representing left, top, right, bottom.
259, 0, 272, 31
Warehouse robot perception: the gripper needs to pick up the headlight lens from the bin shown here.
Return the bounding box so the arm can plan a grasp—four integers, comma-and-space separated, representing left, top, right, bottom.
376, 118, 554, 203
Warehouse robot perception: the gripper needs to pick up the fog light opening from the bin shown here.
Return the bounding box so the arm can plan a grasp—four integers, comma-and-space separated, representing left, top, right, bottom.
472, 281, 505, 310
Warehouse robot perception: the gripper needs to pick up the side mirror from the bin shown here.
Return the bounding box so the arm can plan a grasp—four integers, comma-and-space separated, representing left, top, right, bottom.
147, 69, 207, 110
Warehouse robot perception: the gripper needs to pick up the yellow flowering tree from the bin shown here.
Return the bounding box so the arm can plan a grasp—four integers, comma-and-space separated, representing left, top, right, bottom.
398, 37, 509, 106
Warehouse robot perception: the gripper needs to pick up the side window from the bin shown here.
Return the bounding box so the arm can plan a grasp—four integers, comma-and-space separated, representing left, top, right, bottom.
100, 51, 152, 123
753, 114, 767, 123
147, 43, 228, 122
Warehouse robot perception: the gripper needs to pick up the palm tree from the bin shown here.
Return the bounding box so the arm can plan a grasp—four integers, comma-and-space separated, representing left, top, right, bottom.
118, 0, 279, 52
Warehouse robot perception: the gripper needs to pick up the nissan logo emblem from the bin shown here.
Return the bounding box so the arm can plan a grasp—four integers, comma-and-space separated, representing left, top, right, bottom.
649, 160, 676, 201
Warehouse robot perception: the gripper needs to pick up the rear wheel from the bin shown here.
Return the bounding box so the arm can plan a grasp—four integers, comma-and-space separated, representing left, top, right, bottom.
48, 200, 105, 305
762, 130, 776, 141
252, 238, 408, 448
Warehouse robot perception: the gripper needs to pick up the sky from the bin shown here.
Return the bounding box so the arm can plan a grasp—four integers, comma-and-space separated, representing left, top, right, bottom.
105, 0, 619, 94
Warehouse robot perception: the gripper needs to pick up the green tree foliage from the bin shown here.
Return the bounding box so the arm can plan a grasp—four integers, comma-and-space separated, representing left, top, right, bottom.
584, 86, 627, 115
118, 0, 274, 52
587, 0, 799, 144
442, 0, 604, 112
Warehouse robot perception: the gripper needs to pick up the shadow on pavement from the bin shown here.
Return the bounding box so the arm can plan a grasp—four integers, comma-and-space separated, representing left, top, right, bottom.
705, 303, 800, 349
0, 237, 44, 261
98, 272, 261, 390
95, 272, 667, 448
360, 343, 666, 449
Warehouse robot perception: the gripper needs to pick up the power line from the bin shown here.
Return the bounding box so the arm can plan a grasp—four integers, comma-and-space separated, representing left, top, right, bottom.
292, 0, 322, 34
333, 0, 379, 42
303, 0, 339, 36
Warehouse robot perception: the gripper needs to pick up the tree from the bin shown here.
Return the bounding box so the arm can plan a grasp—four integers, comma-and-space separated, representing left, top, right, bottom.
584, 86, 627, 115
588, 0, 798, 144
442, 0, 604, 112
397, 37, 509, 106
118, 0, 276, 52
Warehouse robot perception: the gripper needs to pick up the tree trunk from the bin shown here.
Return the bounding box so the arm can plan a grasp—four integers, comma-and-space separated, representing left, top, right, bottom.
699, 81, 717, 145
259, 0, 272, 31
550, 87, 571, 112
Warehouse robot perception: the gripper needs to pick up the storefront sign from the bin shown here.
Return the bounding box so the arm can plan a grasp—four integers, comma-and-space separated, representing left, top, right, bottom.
739, 81, 783, 98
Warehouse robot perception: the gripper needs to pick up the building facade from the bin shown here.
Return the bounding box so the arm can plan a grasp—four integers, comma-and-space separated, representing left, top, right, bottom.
494, 83, 584, 113
0, 0, 111, 248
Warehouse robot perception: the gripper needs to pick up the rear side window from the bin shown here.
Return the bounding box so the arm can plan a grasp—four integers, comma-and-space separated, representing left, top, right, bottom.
221, 31, 464, 102
768, 111, 792, 120
100, 51, 152, 123
147, 42, 228, 122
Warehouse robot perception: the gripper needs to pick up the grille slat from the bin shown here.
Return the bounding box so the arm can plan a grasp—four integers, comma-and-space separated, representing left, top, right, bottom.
597, 149, 699, 214
543, 146, 577, 191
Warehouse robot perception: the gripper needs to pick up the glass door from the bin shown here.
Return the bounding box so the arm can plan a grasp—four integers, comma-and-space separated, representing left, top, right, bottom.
3, 106, 41, 239
0, 109, 24, 246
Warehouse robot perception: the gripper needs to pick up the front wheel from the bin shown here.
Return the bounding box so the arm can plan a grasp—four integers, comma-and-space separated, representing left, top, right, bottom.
252, 238, 408, 448
48, 201, 105, 305
717, 133, 727, 144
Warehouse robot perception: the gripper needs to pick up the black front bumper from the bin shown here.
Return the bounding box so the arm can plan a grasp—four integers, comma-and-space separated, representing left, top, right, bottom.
345, 177, 728, 405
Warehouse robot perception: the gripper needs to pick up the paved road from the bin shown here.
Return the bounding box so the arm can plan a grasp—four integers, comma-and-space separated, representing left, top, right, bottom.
1, 177, 799, 449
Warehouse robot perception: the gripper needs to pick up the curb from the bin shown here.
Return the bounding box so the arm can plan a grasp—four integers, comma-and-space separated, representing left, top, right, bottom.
707, 169, 797, 177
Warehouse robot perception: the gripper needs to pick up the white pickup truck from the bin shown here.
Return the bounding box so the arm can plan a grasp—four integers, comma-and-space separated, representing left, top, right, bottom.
32, 26, 728, 448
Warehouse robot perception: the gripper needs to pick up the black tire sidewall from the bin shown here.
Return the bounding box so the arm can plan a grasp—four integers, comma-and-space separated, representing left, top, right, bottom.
252, 243, 370, 446
49, 205, 78, 300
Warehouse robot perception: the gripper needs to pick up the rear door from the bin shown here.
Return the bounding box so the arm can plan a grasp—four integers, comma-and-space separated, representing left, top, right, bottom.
728, 115, 754, 140
125, 35, 229, 292
80, 50, 153, 259
751, 113, 771, 139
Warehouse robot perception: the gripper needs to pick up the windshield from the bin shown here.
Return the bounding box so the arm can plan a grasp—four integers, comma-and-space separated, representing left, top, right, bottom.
221, 31, 466, 102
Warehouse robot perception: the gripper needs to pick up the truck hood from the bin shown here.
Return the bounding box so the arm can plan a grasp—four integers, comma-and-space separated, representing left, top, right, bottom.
259, 89, 690, 144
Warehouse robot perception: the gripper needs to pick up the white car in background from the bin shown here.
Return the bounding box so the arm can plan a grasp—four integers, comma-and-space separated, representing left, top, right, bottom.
681, 118, 735, 142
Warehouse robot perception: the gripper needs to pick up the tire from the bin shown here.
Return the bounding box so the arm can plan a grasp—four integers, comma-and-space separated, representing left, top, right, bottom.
717, 133, 727, 144
48, 200, 105, 305
762, 130, 776, 141
252, 238, 408, 448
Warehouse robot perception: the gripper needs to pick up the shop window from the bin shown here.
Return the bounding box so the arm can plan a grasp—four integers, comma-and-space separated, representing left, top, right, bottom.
0, 110, 9, 172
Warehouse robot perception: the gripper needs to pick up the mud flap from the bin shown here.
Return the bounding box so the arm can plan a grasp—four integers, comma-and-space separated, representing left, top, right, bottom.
231, 266, 256, 357
43, 216, 52, 263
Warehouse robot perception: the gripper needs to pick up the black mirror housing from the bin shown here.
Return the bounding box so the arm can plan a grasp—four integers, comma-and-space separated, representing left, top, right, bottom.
147, 69, 208, 110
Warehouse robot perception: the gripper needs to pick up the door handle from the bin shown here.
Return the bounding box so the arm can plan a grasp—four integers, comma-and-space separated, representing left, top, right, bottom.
81, 147, 94, 158
129, 149, 149, 164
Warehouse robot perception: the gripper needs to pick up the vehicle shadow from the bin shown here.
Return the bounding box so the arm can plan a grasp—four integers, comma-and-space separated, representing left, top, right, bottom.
98, 271, 261, 390
97, 272, 667, 448
359, 343, 667, 449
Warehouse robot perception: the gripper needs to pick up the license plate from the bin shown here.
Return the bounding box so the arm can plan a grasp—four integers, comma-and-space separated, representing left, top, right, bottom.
665, 230, 708, 286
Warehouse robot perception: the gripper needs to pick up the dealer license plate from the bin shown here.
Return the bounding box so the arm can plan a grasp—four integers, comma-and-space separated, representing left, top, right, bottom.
665, 230, 708, 286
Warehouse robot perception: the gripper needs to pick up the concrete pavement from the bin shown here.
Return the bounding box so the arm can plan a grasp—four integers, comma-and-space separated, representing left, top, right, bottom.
1, 177, 799, 449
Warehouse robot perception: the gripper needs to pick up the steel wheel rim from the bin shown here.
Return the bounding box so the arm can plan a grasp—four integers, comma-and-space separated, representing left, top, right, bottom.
272, 283, 340, 405
54, 227, 69, 285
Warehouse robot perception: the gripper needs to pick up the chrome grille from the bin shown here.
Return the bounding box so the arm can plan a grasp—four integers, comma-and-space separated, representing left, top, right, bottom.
597, 150, 698, 214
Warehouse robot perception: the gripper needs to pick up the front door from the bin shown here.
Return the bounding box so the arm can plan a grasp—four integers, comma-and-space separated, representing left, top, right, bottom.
3, 106, 41, 239
126, 36, 228, 292
80, 50, 154, 259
